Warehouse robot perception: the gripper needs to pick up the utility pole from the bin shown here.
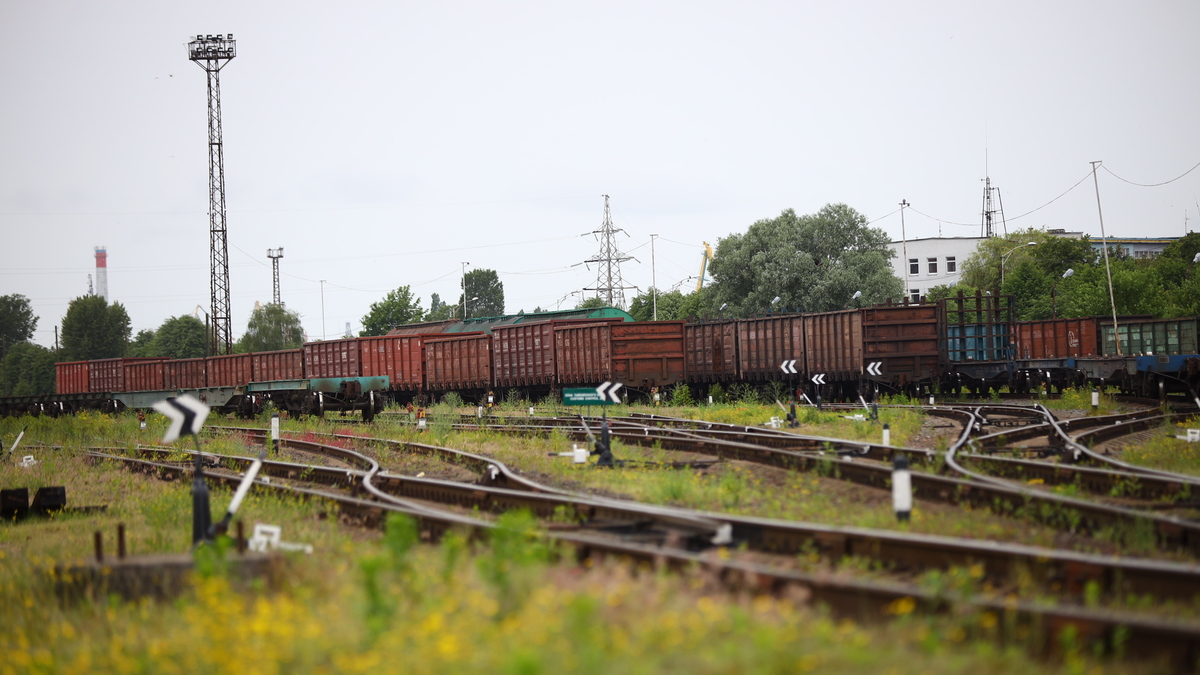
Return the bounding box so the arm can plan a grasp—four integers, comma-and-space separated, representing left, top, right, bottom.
460, 262, 469, 319
583, 195, 636, 309
267, 248, 284, 305
319, 280, 327, 341
1090, 161, 1121, 356
188, 33, 237, 355
650, 234, 658, 320
899, 200, 910, 301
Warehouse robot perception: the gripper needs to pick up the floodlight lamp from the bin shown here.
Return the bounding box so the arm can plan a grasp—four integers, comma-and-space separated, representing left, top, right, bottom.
719, 303, 728, 311
771, 296, 781, 305
1062, 268, 1075, 279
1193, 252, 1200, 264
852, 291, 862, 300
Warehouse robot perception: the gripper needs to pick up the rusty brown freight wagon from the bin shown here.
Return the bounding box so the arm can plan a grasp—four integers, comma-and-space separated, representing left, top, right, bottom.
493, 319, 624, 388
124, 361, 166, 392
861, 304, 940, 390
555, 322, 615, 384
88, 358, 167, 393
55, 361, 90, 394
424, 334, 492, 392
252, 349, 305, 381
804, 310, 863, 384
611, 322, 685, 389
164, 359, 207, 390
304, 339, 361, 379
684, 321, 738, 383
360, 335, 426, 391
207, 353, 254, 387
736, 316, 805, 381
1015, 318, 1102, 359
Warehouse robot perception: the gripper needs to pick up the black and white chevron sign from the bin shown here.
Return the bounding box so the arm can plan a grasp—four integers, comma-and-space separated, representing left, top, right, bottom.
152, 395, 211, 443
596, 381, 623, 403
866, 361, 883, 376
779, 359, 798, 374
810, 373, 826, 385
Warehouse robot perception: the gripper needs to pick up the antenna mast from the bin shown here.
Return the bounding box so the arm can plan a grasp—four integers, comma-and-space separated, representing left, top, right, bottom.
582, 195, 635, 309
267, 247, 284, 305
188, 33, 236, 355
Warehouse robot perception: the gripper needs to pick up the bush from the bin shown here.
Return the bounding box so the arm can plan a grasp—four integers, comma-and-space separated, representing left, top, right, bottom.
707, 383, 728, 404
669, 383, 695, 407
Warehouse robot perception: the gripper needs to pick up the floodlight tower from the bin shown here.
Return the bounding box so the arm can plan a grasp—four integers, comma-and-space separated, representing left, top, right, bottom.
582, 195, 636, 309
267, 247, 284, 305
188, 33, 237, 355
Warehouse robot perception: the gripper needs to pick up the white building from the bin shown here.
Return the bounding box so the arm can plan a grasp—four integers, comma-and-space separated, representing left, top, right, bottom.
887, 237, 985, 303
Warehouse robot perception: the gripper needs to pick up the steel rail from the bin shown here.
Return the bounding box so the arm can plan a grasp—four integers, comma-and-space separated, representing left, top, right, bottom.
88, 449, 1200, 671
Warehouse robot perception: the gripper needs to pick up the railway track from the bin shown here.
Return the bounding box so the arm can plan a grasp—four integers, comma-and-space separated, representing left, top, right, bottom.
84, 429, 1200, 670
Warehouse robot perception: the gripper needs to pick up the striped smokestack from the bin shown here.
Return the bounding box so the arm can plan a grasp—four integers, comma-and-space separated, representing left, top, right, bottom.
94, 246, 108, 302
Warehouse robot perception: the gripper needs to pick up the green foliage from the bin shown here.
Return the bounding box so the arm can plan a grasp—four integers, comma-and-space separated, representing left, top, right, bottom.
128, 329, 157, 357
707, 382, 727, 404
0, 294, 37, 360
237, 303, 304, 352
424, 292, 454, 321
707, 203, 903, 316
668, 383, 695, 407
628, 286, 719, 321
151, 315, 207, 358
460, 269, 504, 319
1, 341, 55, 396
360, 286, 424, 336
60, 294, 131, 361
573, 296, 607, 310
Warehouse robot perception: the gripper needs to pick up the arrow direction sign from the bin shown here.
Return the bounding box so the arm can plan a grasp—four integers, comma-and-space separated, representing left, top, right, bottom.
152, 395, 211, 443
866, 361, 883, 376
810, 373, 826, 385
779, 359, 797, 374
563, 382, 623, 406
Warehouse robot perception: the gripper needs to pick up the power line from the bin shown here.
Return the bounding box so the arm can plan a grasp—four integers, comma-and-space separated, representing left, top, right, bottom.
1102, 160, 1200, 187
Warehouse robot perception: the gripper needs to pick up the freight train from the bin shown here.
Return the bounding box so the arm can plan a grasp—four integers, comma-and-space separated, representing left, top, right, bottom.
3, 291, 1200, 420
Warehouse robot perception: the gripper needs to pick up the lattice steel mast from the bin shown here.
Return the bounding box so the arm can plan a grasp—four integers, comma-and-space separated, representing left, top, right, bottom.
267, 247, 284, 305
582, 195, 635, 309
188, 33, 237, 355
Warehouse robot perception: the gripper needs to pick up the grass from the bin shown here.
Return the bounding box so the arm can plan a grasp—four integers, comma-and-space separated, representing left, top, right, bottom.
1119, 416, 1200, 478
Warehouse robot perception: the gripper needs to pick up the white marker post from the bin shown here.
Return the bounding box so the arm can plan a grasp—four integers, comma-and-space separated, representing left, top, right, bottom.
8, 425, 27, 455
892, 454, 912, 522
270, 413, 280, 454
882, 423, 891, 447
151, 395, 213, 546
1092, 388, 1100, 411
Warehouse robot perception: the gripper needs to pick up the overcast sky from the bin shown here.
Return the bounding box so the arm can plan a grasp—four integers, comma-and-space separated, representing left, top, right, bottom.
3, 1, 1198, 348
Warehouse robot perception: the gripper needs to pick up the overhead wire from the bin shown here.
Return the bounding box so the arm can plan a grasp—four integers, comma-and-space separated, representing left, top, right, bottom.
1102, 160, 1200, 187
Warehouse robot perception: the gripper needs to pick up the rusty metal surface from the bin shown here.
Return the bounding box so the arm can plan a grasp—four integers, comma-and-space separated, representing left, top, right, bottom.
555, 322, 614, 385
1016, 318, 1101, 359
610, 321, 685, 388
384, 319, 460, 336
492, 322, 557, 387
861, 304, 940, 386
251, 349, 303, 382
424, 333, 492, 391
207, 353, 254, 387
303, 339, 361, 379
804, 310, 863, 381
684, 321, 738, 382
736, 315, 804, 381
55, 361, 90, 394
123, 361, 166, 393
88, 358, 166, 393
163, 359, 207, 390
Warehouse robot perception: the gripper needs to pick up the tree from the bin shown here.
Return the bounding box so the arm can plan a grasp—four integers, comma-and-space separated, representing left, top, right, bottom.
128, 329, 157, 357
959, 229, 1096, 292
574, 296, 607, 310
0, 294, 37, 360
60, 295, 131, 361
151, 315, 208, 358
1, 342, 55, 396
459, 269, 504, 319
238, 303, 304, 352
707, 204, 902, 316
360, 286, 424, 336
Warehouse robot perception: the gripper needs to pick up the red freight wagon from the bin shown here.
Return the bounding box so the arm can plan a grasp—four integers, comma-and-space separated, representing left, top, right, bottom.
164, 359, 207, 390
737, 315, 805, 381
207, 353, 254, 387
1016, 318, 1102, 359
861, 304, 940, 388
611, 322, 685, 388
304, 339, 361, 379
555, 322, 615, 385
684, 321, 738, 382
253, 349, 304, 381
55, 361, 90, 394
361, 335, 428, 391
493, 319, 624, 388
124, 361, 166, 392
423, 333, 492, 391
88, 358, 167, 393
804, 310, 863, 381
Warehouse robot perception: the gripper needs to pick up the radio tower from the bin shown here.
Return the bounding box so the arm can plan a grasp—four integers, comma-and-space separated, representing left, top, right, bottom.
188, 33, 237, 355
267, 247, 284, 305
583, 195, 636, 309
